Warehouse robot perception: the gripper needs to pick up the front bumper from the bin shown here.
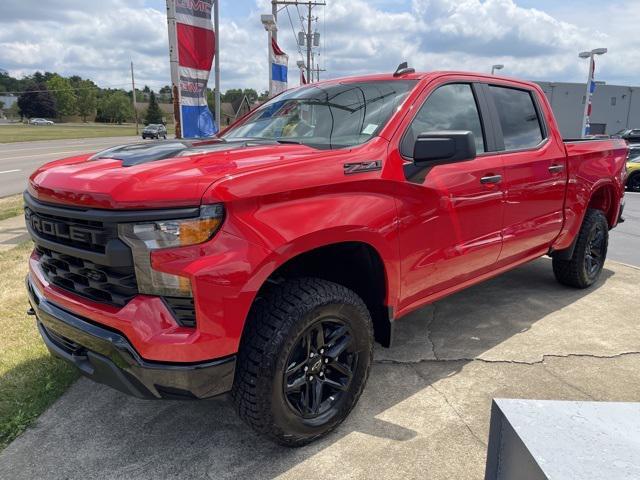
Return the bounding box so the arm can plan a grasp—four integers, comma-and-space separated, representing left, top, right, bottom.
27, 275, 236, 400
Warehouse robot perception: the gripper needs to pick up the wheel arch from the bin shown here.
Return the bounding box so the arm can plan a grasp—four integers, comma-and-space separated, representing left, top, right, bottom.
248, 239, 397, 347
587, 182, 617, 227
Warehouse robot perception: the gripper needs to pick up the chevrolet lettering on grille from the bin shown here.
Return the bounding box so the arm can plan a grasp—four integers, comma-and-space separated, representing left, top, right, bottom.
25, 209, 100, 245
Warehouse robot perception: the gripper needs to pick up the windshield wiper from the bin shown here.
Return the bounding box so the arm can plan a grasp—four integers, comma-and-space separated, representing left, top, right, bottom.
275, 139, 303, 145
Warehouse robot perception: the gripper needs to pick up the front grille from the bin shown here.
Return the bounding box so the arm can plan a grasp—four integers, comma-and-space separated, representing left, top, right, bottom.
25, 208, 114, 253
37, 246, 138, 307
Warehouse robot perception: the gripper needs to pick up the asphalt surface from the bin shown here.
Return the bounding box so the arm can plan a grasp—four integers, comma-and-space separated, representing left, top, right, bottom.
0, 136, 139, 197
609, 192, 640, 267
1, 258, 639, 479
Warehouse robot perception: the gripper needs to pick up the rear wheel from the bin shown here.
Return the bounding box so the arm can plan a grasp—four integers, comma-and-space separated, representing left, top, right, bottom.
627, 172, 640, 192
553, 209, 609, 288
232, 277, 373, 446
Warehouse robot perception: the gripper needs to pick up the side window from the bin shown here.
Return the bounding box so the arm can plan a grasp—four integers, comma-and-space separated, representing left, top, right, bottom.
489, 86, 544, 150
401, 83, 485, 157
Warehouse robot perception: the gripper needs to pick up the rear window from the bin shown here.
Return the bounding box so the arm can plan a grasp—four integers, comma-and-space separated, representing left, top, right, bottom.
490, 86, 544, 151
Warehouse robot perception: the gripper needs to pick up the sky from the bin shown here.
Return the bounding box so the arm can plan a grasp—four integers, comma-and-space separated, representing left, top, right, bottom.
1, 0, 639, 93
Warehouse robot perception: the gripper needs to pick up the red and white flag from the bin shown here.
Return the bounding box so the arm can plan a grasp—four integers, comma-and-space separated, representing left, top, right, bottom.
167, 0, 217, 138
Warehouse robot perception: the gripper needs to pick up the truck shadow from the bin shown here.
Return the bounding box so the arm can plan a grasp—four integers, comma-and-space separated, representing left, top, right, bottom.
0, 258, 618, 479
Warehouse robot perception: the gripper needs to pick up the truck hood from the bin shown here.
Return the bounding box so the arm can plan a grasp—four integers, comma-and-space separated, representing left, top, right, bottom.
29, 139, 324, 209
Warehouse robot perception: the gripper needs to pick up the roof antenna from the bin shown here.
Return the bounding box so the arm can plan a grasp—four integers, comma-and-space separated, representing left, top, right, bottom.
394, 61, 415, 77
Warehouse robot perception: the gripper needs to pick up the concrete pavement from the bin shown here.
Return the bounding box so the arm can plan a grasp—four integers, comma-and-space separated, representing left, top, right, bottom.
609, 192, 640, 267
0, 136, 139, 197
1, 257, 639, 480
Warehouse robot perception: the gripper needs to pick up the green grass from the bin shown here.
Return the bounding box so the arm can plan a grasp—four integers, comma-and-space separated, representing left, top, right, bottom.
0, 123, 173, 143
0, 242, 78, 450
0, 194, 24, 222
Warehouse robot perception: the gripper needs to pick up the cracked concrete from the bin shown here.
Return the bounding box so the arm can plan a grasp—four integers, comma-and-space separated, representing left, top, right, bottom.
2, 257, 640, 480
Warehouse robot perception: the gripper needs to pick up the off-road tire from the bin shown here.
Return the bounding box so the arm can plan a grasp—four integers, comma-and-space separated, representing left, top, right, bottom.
553, 208, 609, 288
231, 277, 374, 447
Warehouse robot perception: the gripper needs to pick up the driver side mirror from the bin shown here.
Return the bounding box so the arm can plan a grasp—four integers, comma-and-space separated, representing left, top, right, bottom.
413, 131, 476, 166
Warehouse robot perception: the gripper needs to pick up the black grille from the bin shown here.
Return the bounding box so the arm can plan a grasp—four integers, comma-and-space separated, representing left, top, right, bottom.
37, 246, 138, 307
25, 208, 115, 253
163, 297, 196, 327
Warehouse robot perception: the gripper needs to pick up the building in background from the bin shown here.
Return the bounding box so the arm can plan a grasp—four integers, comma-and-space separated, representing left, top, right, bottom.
536, 81, 640, 138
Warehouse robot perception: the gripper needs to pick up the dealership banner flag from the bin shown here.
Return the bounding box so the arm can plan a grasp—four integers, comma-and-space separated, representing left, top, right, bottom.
271, 38, 288, 95
167, 0, 217, 138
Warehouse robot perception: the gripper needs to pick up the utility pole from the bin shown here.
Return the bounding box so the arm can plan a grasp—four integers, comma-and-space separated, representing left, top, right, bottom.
130, 61, 139, 135
306, 2, 312, 84
214, 0, 220, 131
270, 0, 326, 84
271, 0, 278, 43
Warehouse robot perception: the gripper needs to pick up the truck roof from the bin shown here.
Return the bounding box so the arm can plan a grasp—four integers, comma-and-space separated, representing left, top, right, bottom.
306, 70, 541, 90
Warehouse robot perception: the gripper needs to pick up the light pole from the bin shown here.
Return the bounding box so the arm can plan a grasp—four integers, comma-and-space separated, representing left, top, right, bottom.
579, 47, 607, 138
261, 14, 277, 98
491, 64, 504, 75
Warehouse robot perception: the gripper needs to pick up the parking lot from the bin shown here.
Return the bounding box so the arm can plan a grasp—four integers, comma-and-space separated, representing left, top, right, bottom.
1, 254, 639, 479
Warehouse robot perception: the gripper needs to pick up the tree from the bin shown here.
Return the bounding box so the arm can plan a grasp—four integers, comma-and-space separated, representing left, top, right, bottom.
17, 83, 57, 119
76, 80, 97, 122
7, 102, 20, 120
96, 91, 132, 124
222, 88, 243, 104
46, 74, 77, 118
243, 89, 258, 103
144, 91, 163, 124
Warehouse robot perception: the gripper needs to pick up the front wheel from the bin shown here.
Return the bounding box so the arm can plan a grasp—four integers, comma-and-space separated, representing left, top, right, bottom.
553, 208, 609, 288
232, 278, 373, 446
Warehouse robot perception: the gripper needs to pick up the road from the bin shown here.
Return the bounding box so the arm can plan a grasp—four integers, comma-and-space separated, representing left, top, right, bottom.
0, 136, 138, 197
609, 192, 639, 267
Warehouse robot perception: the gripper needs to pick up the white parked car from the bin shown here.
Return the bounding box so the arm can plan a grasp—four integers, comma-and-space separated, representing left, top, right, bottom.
29, 118, 54, 126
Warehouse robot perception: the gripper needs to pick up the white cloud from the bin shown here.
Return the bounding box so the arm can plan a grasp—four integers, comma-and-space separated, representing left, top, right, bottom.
0, 0, 638, 92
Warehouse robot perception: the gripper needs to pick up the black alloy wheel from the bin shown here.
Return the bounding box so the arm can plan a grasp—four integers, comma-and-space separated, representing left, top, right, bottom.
283, 319, 357, 419
584, 222, 606, 279
232, 277, 373, 446
552, 208, 609, 288
628, 174, 640, 192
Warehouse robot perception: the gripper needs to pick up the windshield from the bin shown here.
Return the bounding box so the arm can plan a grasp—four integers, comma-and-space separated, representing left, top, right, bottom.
222, 80, 417, 149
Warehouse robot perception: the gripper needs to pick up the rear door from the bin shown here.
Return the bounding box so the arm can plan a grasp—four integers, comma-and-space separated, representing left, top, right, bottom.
486, 84, 568, 263
393, 80, 506, 309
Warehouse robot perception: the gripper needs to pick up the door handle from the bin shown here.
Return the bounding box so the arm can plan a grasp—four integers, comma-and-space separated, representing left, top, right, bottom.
548, 164, 565, 174
480, 174, 502, 184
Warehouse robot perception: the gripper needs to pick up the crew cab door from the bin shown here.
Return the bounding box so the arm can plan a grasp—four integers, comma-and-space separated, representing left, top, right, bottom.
392, 81, 505, 311
485, 85, 568, 262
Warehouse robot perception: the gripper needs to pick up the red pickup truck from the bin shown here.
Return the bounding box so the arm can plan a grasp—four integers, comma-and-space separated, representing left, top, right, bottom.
25, 68, 627, 446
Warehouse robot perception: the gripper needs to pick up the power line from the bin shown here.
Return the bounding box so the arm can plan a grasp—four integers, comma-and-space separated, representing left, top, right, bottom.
285, 6, 305, 60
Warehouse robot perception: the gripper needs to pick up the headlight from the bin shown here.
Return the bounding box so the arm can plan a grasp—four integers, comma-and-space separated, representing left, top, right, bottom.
118, 204, 224, 297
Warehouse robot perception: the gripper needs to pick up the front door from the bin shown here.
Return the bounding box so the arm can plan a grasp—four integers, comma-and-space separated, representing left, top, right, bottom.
393, 81, 505, 311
